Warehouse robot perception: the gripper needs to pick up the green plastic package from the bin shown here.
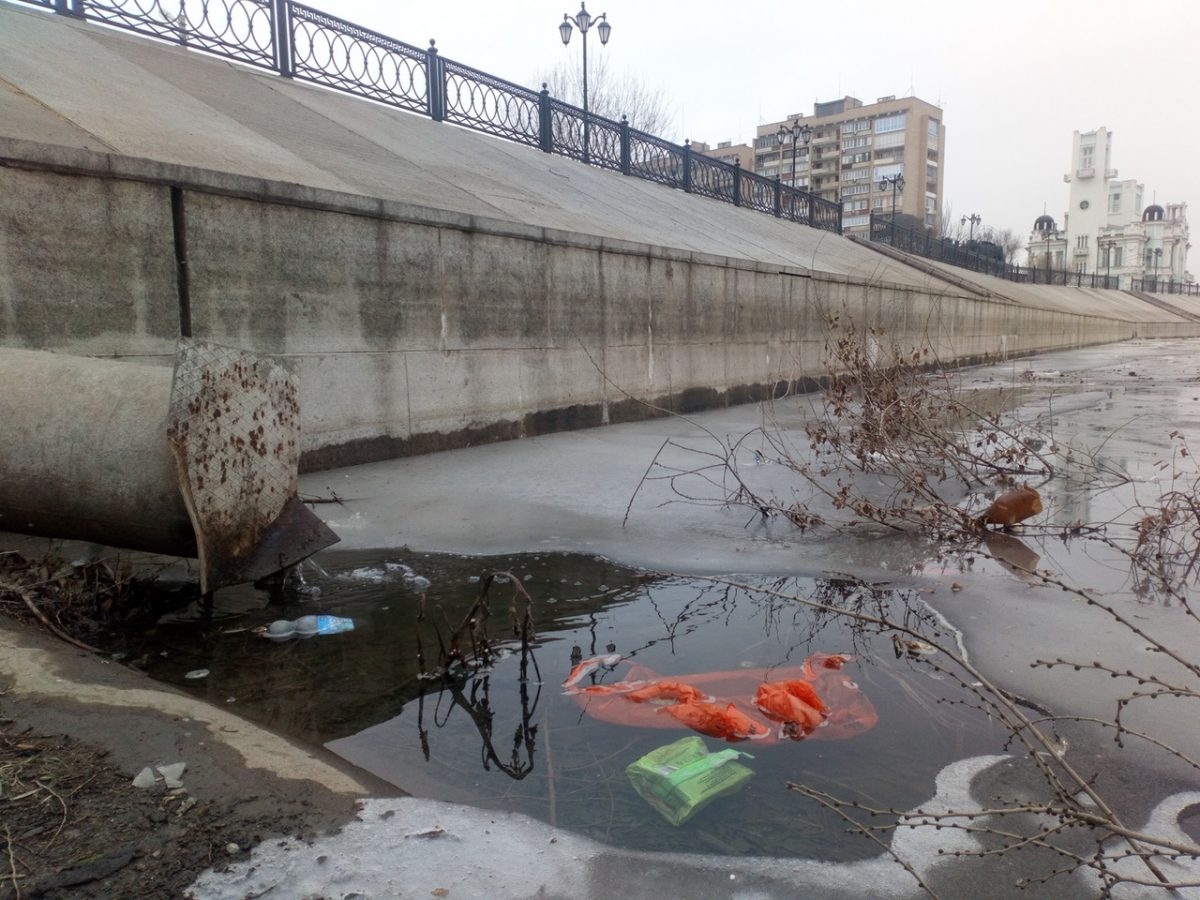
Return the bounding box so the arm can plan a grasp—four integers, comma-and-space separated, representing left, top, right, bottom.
625, 736, 754, 826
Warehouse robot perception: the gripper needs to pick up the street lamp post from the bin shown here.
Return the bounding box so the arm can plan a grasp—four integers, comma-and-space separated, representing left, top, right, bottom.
776, 122, 812, 219
559, 2, 611, 163
879, 173, 904, 244
962, 213, 981, 242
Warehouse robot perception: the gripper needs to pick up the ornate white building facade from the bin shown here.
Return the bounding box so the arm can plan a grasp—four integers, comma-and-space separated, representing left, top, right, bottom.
1027, 128, 1191, 289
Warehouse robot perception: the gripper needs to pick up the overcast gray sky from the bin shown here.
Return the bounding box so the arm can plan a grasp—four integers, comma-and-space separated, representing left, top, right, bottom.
320, 1, 1197, 242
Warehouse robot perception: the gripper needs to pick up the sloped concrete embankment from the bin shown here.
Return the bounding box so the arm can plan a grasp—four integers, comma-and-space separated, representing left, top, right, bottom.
2, 4, 1198, 472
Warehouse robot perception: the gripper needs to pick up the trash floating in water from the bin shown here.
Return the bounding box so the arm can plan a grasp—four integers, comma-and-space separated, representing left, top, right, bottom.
184, 669, 210, 680
626, 736, 754, 826
979, 485, 1043, 527
562, 653, 622, 690
257, 615, 355, 641
567, 654, 876, 744
893, 635, 938, 658
660, 700, 771, 741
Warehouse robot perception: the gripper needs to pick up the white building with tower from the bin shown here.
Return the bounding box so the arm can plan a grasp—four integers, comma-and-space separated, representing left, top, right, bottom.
1027, 127, 1191, 290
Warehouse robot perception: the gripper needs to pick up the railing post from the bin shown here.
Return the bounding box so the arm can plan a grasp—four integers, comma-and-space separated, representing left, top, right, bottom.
55, 0, 84, 18
619, 116, 631, 175
272, 0, 293, 78
732, 160, 741, 207
808, 192, 815, 228
538, 85, 552, 153
682, 140, 692, 193
773, 176, 782, 218
426, 40, 444, 122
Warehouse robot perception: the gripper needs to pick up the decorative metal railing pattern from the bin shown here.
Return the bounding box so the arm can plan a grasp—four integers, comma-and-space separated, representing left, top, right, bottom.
289, 6, 428, 113
442, 57, 541, 148
11, 0, 842, 235
870, 214, 1120, 290
740, 172, 778, 216
626, 128, 683, 190
85, 0, 277, 69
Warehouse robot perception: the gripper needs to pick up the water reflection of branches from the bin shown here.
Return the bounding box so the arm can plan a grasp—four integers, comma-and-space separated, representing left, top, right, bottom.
412, 571, 543, 781
416, 671, 541, 780
703, 574, 1199, 896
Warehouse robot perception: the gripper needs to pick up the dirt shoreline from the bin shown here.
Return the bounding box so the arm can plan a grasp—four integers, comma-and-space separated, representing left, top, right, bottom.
0, 619, 395, 899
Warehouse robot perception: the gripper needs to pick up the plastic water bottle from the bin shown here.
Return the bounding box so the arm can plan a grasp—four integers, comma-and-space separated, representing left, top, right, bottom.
262, 615, 355, 642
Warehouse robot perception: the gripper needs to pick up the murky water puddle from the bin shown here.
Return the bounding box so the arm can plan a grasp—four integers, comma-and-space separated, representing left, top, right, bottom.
114, 549, 1007, 861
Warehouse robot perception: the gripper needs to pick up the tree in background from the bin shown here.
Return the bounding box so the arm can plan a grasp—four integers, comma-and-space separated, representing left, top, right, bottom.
537, 55, 677, 138
979, 226, 1023, 265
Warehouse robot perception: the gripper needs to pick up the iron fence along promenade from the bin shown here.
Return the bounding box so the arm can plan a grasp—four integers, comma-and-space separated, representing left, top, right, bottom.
870, 213, 1200, 296
12, 0, 843, 235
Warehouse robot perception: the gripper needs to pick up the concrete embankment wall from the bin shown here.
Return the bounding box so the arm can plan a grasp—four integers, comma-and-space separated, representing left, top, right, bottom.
2, 4, 1199, 471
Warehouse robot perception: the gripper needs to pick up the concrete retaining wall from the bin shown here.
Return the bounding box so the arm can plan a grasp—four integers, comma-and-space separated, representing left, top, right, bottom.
3, 146, 1190, 471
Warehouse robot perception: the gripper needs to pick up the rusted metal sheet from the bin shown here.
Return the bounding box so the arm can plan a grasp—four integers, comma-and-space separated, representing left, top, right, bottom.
166, 339, 338, 593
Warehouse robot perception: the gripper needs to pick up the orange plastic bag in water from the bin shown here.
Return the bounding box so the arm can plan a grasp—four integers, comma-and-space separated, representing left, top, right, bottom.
625, 681, 708, 706
568, 653, 878, 744
659, 700, 770, 742
753, 681, 826, 738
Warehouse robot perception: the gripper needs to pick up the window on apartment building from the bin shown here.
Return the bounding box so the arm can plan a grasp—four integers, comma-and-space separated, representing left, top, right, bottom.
927, 120, 939, 138
873, 197, 888, 209
875, 113, 907, 133
1109, 192, 1121, 214
1080, 145, 1094, 168
873, 131, 904, 149
1076, 235, 1089, 249
873, 163, 904, 181
1114, 247, 1123, 267
925, 196, 936, 213
843, 214, 870, 228
843, 136, 869, 149
841, 184, 870, 197
926, 163, 937, 180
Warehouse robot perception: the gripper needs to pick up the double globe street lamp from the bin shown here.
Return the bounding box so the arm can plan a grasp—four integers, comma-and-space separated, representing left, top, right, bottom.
776, 121, 812, 219
559, 2, 611, 161
879, 173, 905, 243
961, 213, 981, 242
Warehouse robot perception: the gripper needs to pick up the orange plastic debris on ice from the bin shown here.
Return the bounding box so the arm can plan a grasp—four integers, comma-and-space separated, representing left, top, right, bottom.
979, 485, 1043, 527
565, 652, 877, 744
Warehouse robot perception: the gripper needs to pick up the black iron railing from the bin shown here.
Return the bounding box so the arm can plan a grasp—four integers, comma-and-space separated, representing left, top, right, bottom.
11, 0, 842, 235
869, 213, 1120, 290
1129, 277, 1200, 297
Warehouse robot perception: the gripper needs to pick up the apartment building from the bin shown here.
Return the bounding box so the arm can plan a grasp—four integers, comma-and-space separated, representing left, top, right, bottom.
752, 95, 945, 233
692, 140, 755, 172
1026, 128, 1191, 287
